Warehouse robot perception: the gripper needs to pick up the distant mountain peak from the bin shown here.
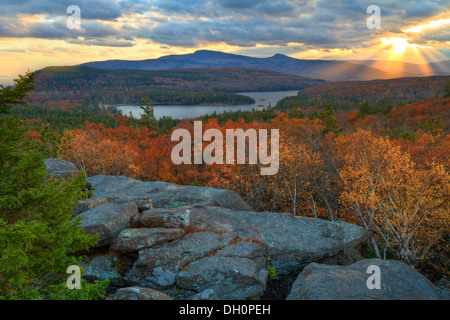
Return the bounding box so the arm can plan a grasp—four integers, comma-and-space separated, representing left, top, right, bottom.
192, 50, 233, 56
271, 53, 288, 58
78, 50, 449, 81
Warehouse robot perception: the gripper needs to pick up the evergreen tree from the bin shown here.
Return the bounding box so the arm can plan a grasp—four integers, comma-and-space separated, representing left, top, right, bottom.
309, 104, 342, 134
0, 72, 34, 114
138, 98, 157, 133
444, 81, 450, 99
0, 72, 106, 299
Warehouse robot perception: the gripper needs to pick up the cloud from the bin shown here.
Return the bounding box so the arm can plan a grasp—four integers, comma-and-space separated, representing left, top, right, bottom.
403, 0, 444, 19
67, 38, 134, 47
218, 0, 267, 9
0, 0, 122, 21
0, 0, 448, 57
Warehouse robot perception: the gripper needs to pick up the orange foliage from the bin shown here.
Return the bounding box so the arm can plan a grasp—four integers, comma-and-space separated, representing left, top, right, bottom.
59, 111, 450, 270
334, 129, 450, 264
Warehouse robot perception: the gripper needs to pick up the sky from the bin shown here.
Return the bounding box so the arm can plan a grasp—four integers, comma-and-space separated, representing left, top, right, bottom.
0, 0, 449, 84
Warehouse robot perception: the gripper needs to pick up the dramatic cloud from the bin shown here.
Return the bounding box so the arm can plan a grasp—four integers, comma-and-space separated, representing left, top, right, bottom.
0, 0, 449, 83
0, 0, 448, 49
0, 0, 122, 20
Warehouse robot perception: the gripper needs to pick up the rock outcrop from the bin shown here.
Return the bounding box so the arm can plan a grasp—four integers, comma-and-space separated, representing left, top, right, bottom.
44, 161, 444, 300
86, 175, 253, 211
77, 174, 368, 299
286, 259, 448, 300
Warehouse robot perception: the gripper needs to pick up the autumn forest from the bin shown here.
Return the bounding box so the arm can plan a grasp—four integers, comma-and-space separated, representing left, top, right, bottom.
6, 68, 446, 284
0, 61, 448, 302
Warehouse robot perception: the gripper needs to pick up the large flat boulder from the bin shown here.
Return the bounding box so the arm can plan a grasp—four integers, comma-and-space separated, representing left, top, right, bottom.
286, 259, 448, 300
86, 175, 252, 211
80, 202, 138, 247
183, 206, 368, 274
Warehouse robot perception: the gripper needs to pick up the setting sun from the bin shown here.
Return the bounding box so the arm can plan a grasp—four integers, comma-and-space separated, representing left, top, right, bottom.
381, 37, 430, 56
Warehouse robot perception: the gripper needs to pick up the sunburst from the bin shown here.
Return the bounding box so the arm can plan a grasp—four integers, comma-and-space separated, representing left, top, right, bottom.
381, 37, 430, 56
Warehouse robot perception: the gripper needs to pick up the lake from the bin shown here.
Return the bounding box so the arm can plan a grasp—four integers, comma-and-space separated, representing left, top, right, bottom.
117, 90, 298, 120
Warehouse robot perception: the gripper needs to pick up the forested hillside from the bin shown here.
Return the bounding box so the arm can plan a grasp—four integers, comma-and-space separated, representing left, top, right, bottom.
29, 66, 324, 109
276, 75, 450, 113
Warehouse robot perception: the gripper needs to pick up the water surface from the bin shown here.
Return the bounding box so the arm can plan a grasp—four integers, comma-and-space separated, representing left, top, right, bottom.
117, 90, 298, 120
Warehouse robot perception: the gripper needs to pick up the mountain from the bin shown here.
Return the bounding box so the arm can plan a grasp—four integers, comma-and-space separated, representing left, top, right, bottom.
427, 59, 450, 75
79, 50, 449, 82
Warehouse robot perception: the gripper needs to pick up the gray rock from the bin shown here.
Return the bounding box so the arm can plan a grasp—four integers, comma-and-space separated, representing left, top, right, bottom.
286, 259, 447, 300
177, 256, 268, 300
189, 289, 219, 300
106, 194, 153, 212
125, 232, 235, 289
86, 175, 252, 211
140, 207, 192, 229
73, 198, 108, 217
216, 240, 266, 259
74, 200, 89, 217
44, 158, 79, 180
81, 255, 127, 289
80, 202, 138, 247
216, 240, 267, 267
185, 206, 368, 274
177, 240, 269, 300
106, 287, 172, 300
115, 228, 185, 253
139, 205, 366, 276
319, 248, 364, 266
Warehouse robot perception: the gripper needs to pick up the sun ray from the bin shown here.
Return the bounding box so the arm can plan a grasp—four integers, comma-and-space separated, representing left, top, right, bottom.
381, 37, 430, 55
403, 18, 450, 33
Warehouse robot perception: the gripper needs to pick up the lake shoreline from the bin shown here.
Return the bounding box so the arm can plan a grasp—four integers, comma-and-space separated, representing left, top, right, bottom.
117, 90, 299, 120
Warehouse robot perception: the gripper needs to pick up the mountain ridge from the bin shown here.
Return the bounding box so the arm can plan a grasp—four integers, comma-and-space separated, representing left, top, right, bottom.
79, 50, 450, 82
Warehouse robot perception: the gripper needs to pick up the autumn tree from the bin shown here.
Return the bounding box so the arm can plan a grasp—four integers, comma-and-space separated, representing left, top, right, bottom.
62, 120, 142, 177
278, 138, 329, 218
334, 129, 450, 265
